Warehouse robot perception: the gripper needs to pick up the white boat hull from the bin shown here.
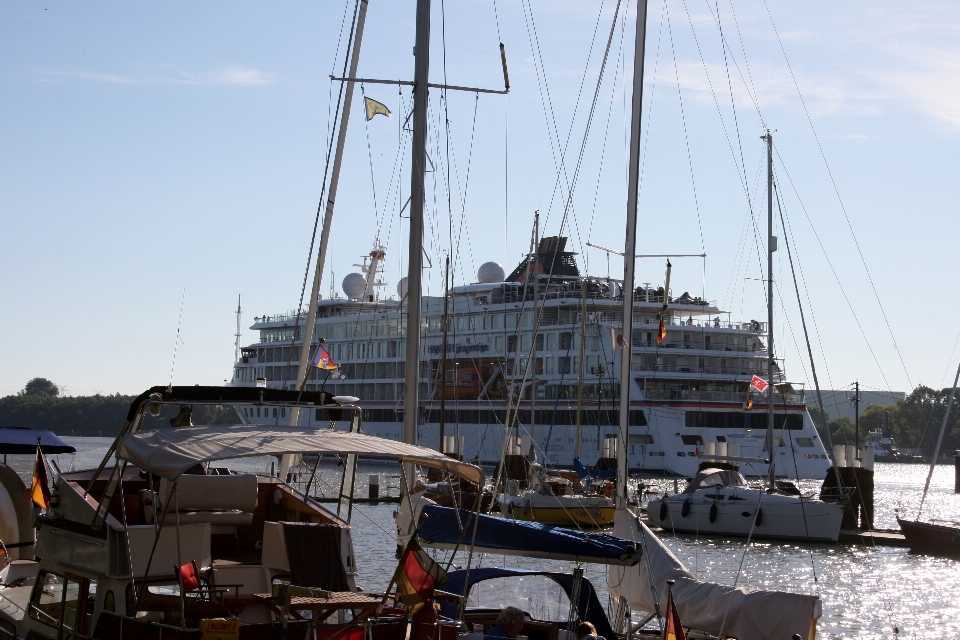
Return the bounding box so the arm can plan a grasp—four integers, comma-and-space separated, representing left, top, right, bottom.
647, 493, 843, 542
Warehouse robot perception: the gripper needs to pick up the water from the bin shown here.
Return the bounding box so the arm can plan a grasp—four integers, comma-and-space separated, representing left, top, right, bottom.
6, 439, 960, 639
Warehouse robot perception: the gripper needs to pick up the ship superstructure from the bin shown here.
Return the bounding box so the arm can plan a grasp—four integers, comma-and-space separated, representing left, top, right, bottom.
231, 238, 832, 479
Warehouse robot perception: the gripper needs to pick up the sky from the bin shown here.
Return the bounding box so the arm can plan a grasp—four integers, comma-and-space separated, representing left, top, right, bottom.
2, 1, 960, 404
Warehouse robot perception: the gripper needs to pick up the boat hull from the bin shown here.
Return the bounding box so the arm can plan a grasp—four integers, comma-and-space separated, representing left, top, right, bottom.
897, 517, 960, 555
648, 495, 843, 542
498, 494, 614, 527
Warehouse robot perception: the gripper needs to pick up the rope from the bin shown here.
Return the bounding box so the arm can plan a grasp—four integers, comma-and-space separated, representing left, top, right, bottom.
762, 0, 913, 389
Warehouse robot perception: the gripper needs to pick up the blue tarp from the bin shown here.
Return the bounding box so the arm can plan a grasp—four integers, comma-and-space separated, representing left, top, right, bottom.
417, 503, 641, 566
0, 428, 75, 455
440, 567, 617, 640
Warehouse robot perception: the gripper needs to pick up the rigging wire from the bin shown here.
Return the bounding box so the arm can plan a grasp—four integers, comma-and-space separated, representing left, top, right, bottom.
762, 0, 913, 389
773, 151, 893, 391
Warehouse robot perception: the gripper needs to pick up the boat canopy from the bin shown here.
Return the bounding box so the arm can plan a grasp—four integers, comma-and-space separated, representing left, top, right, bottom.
441, 567, 616, 640
684, 468, 747, 493
416, 503, 641, 566
0, 427, 75, 455
116, 425, 484, 484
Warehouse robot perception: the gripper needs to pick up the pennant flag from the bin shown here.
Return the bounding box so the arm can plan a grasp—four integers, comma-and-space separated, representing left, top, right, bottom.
364, 97, 392, 121
749, 375, 768, 394
663, 587, 687, 640
615, 333, 627, 350
311, 345, 338, 370
392, 536, 449, 615
657, 318, 667, 345
31, 444, 51, 510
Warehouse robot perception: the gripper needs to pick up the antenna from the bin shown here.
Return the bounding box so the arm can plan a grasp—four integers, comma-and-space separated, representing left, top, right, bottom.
234, 294, 242, 364
169, 286, 186, 389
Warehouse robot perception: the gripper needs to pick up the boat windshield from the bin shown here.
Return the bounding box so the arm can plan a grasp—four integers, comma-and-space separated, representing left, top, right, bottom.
684, 469, 748, 493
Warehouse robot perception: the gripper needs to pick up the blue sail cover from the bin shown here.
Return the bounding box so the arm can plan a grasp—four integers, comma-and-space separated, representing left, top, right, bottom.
441, 568, 617, 640
417, 504, 641, 566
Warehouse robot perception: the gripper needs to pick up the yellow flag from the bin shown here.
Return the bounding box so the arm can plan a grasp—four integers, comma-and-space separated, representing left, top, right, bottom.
364, 97, 391, 121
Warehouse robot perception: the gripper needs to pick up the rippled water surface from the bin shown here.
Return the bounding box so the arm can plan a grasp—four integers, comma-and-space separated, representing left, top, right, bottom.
6, 439, 960, 639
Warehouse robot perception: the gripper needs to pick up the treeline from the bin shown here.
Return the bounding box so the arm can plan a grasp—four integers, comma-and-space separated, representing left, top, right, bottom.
0, 394, 240, 437
813, 385, 960, 454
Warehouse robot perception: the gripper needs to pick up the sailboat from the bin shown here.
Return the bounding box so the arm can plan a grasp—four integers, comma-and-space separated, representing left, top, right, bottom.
644, 131, 843, 543
608, 2, 829, 638
898, 361, 960, 555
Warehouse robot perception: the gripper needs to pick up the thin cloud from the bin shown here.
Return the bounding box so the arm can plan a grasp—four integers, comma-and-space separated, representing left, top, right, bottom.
36, 65, 272, 87
867, 45, 960, 132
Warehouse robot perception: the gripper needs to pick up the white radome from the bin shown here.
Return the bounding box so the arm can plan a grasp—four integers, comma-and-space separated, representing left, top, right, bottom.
477, 262, 505, 284
342, 273, 367, 300
396, 277, 409, 300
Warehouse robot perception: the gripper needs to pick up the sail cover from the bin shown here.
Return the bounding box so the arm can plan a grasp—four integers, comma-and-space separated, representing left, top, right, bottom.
608, 510, 821, 640
412, 502, 640, 566
117, 425, 484, 485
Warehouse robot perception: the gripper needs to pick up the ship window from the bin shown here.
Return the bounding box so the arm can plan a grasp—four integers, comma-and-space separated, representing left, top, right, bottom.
796, 437, 814, 447
547, 333, 557, 351
495, 336, 504, 353
506, 313, 518, 330
629, 434, 654, 444
490, 314, 501, 330
469, 316, 477, 330
535, 334, 544, 350
559, 332, 572, 350
629, 410, 648, 426
681, 435, 703, 445
558, 357, 571, 374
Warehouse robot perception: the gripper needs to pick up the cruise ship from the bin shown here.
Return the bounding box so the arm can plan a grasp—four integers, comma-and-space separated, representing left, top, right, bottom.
230, 237, 832, 479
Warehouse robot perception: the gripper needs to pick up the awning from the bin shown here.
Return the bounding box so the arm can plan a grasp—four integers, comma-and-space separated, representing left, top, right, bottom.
0, 428, 76, 455
116, 425, 484, 485
416, 503, 641, 566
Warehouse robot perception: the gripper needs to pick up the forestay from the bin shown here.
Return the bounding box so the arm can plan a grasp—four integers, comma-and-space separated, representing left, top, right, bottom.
117, 425, 484, 485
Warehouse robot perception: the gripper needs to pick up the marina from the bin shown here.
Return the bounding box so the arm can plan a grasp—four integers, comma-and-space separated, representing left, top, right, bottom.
4, 440, 960, 638
6, 0, 960, 638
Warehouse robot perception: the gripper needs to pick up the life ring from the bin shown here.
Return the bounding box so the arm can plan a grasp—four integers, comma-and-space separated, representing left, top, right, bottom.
659, 501, 668, 522
709, 503, 717, 524
681, 499, 691, 518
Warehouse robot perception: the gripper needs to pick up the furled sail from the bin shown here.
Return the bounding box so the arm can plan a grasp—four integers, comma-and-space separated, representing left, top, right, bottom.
608, 510, 821, 640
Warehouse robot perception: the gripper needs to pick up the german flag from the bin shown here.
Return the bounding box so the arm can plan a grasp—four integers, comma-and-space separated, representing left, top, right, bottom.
657, 318, 667, 345
31, 444, 51, 510
392, 536, 449, 615
663, 584, 686, 640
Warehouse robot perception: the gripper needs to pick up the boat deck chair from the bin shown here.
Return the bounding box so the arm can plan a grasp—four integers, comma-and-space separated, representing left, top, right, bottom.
175, 560, 245, 617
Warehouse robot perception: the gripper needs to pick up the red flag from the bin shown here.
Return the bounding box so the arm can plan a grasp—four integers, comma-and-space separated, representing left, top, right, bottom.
663, 587, 686, 640
392, 537, 449, 614
657, 319, 667, 345
749, 375, 768, 394
31, 444, 51, 510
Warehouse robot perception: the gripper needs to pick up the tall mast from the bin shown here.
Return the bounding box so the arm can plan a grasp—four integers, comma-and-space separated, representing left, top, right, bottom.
763, 130, 775, 489
288, 0, 369, 425
402, 0, 432, 462
617, 0, 649, 509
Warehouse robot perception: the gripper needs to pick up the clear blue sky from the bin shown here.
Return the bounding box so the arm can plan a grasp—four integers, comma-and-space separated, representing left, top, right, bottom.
2, 1, 958, 403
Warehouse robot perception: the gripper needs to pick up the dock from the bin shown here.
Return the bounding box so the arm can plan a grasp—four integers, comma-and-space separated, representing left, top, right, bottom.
839, 528, 908, 547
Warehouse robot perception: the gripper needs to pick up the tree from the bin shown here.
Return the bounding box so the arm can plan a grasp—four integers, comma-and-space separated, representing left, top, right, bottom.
827, 416, 856, 446
20, 378, 59, 397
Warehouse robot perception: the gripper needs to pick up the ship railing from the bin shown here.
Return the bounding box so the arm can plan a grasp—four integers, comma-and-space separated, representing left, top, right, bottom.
641, 389, 805, 404
633, 363, 785, 377
633, 341, 766, 352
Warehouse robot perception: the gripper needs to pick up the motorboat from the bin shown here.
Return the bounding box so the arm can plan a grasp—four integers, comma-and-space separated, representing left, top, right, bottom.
646, 467, 843, 542
0, 385, 482, 639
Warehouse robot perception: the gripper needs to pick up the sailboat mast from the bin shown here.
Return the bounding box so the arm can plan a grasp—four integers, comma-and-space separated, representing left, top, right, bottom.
289, 0, 369, 413
763, 130, 775, 488
617, 0, 649, 508
402, 0, 432, 459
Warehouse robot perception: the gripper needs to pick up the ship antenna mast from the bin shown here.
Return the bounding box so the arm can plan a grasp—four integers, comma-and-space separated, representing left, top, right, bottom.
234, 294, 242, 364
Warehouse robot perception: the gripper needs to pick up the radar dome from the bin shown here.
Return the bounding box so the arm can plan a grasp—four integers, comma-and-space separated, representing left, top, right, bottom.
342, 273, 367, 300
396, 277, 409, 300
477, 262, 505, 284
